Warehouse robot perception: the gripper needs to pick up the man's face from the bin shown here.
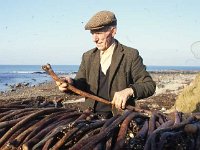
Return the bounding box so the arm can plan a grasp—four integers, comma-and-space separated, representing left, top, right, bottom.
90, 26, 116, 51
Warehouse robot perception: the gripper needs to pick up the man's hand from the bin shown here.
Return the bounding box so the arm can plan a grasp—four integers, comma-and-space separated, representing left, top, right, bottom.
111, 88, 134, 110
56, 77, 73, 92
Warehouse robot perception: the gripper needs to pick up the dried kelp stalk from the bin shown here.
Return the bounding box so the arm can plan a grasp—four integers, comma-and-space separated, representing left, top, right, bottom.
0, 99, 200, 150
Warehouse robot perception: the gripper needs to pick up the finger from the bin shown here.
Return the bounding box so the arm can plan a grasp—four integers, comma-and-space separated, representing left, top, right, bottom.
65, 77, 73, 84
121, 99, 126, 109
111, 100, 114, 105
111, 94, 117, 105
115, 98, 122, 110
112, 92, 123, 109
60, 82, 68, 88
56, 81, 61, 86
59, 86, 67, 92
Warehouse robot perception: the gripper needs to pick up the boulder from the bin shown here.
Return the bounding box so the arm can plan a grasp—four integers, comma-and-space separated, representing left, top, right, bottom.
167, 73, 200, 113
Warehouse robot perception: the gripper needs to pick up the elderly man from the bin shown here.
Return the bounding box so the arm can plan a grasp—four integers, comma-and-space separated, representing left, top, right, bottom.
57, 10, 156, 118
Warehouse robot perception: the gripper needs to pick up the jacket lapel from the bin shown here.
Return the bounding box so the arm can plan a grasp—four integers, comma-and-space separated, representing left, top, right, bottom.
108, 42, 124, 93
90, 49, 100, 94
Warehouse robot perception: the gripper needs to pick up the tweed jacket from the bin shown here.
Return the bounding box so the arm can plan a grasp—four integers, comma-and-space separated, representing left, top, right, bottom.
74, 40, 156, 108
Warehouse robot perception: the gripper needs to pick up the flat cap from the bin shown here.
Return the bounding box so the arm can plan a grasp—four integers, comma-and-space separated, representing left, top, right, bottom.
85, 10, 117, 30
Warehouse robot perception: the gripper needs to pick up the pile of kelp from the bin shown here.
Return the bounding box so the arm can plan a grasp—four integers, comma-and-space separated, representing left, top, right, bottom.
0, 99, 200, 150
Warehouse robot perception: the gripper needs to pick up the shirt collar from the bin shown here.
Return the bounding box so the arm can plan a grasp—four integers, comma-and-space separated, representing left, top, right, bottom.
100, 41, 116, 57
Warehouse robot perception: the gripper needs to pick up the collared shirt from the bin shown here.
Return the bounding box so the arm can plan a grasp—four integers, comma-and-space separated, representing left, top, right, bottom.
100, 42, 116, 74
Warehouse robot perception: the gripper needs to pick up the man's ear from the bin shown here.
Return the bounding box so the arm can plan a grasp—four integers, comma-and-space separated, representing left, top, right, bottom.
111, 27, 117, 37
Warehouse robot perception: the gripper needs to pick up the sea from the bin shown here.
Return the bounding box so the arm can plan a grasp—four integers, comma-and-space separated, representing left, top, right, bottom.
0, 65, 200, 92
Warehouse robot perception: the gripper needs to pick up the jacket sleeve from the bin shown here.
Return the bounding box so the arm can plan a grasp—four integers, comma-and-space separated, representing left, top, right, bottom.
129, 50, 156, 99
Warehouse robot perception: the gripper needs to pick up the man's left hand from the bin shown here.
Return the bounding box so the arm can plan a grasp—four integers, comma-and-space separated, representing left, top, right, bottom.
111, 88, 134, 110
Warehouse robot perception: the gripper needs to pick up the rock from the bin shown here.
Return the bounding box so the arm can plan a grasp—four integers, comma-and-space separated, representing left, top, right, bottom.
168, 73, 200, 113
16, 83, 22, 88
10, 88, 16, 92
161, 107, 166, 112
9, 85, 15, 88
151, 104, 159, 109
23, 82, 29, 86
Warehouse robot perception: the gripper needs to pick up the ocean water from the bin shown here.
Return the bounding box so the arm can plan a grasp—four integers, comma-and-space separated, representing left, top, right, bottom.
0, 65, 79, 92
146, 66, 200, 72
0, 65, 200, 92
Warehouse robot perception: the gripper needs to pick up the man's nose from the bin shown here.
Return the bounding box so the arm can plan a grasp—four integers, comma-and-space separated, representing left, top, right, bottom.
92, 34, 98, 42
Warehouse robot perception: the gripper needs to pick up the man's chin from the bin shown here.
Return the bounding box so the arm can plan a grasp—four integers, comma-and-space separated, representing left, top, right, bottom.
96, 47, 102, 50
96, 46, 105, 51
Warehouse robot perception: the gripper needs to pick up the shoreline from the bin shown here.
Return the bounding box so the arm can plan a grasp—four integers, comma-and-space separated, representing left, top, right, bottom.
0, 71, 199, 110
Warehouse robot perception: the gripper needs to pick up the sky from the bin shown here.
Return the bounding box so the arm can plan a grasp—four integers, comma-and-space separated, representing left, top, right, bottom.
0, 0, 200, 66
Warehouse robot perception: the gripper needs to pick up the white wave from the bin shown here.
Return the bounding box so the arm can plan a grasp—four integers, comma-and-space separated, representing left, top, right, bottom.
9, 71, 45, 74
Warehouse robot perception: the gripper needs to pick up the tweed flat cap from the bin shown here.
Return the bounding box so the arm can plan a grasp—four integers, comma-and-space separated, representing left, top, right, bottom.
85, 10, 117, 30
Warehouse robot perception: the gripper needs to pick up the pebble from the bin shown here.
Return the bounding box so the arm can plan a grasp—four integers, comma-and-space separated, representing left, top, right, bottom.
161, 107, 166, 112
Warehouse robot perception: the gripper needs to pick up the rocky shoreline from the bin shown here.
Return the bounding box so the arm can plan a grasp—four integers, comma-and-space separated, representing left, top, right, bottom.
0, 71, 199, 111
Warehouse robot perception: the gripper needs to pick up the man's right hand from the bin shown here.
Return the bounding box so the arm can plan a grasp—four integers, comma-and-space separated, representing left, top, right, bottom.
56, 77, 73, 92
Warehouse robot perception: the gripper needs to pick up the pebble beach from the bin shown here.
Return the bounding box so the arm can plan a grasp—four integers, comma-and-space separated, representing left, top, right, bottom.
0, 71, 198, 111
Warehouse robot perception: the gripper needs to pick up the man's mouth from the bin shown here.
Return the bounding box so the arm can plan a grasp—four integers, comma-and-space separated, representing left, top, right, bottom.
96, 43, 102, 46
